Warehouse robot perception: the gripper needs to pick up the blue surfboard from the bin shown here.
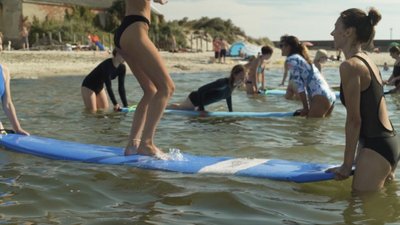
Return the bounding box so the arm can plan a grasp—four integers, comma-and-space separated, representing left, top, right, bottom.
263, 89, 341, 98
0, 134, 340, 183
120, 107, 298, 118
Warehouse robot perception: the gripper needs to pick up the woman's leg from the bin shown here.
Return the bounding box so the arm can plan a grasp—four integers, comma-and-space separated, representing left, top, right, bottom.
353, 148, 392, 192
120, 23, 175, 156
81, 86, 97, 112
167, 96, 195, 110
308, 95, 332, 118
96, 88, 109, 110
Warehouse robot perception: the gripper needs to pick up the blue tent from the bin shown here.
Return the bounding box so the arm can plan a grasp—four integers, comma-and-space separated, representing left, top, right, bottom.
229, 41, 261, 57
229, 42, 246, 56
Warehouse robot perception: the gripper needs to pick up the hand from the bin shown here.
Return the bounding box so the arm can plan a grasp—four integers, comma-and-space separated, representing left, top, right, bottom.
154, 0, 168, 4
15, 128, 30, 136
296, 108, 308, 117
326, 164, 352, 180
113, 104, 121, 112
198, 110, 209, 117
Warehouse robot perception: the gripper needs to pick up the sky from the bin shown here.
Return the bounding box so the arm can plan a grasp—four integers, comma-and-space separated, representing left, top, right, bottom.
158, 0, 399, 42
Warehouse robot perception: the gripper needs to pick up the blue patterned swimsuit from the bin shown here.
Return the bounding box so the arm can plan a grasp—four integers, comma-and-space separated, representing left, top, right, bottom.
286, 54, 336, 103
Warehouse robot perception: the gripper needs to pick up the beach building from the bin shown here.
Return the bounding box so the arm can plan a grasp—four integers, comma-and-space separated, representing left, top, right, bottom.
0, 0, 162, 49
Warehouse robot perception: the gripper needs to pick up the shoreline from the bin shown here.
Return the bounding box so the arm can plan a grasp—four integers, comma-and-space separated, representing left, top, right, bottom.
0, 49, 393, 79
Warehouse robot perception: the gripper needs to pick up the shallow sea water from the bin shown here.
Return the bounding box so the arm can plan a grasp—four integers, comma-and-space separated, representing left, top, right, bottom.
1, 65, 400, 224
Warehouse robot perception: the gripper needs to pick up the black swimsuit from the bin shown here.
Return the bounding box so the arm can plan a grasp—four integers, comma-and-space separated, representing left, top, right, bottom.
82, 58, 128, 107
114, 15, 150, 49
340, 55, 399, 167
189, 78, 234, 111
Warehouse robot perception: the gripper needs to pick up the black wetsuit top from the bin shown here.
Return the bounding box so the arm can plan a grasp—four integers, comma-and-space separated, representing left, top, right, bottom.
340, 55, 399, 166
82, 58, 128, 107
393, 64, 400, 86
189, 78, 233, 111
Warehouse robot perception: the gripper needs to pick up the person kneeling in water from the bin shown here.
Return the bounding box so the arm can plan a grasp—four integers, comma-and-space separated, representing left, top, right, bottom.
81, 49, 127, 112
168, 64, 245, 112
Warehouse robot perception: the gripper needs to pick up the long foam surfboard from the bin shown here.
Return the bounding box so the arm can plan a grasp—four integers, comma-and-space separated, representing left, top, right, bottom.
263, 89, 341, 98
0, 134, 339, 183
120, 106, 298, 118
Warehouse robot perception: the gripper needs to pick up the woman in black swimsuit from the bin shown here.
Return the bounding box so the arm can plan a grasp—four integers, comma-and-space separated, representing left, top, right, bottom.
114, 0, 175, 157
168, 64, 245, 112
81, 49, 126, 112
329, 8, 399, 192
384, 45, 400, 93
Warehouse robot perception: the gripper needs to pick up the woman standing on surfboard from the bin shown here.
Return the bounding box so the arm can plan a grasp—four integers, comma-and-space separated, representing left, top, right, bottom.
0, 64, 29, 135
114, 0, 175, 157
279, 35, 336, 118
167, 64, 245, 112
328, 8, 399, 192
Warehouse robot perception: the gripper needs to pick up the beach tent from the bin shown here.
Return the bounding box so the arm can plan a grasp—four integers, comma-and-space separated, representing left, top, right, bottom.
229, 42, 261, 57
229, 42, 246, 56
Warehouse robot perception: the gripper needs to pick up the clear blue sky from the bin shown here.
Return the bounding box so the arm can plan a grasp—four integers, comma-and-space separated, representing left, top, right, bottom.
159, 0, 398, 41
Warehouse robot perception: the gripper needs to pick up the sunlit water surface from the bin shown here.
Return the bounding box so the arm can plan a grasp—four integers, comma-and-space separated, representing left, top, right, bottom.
1, 65, 400, 224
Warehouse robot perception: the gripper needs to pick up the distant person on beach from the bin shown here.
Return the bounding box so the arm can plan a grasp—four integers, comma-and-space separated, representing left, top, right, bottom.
336, 49, 342, 61
0, 64, 29, 135
383, 62, 389, 71
244, 45, 273, 94
279, 35, 335, 117
20, 25, 29, 50
168, 64, 245, 112
219, 38, 229, 63
384, 45, 400, 93
114, 0, 175, 157
313, 49, 329, 73
327, 8, 399, 192
81, 49, 127, 112
212, 37, 221, 63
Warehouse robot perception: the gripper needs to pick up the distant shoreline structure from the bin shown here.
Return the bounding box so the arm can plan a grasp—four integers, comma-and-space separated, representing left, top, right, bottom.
272, 39, 400, 52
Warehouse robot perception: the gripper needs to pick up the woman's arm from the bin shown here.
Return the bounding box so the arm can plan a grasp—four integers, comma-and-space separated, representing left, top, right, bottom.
331, 61, 361, 179
280, 62, 289, 86
1, 66, 29, 135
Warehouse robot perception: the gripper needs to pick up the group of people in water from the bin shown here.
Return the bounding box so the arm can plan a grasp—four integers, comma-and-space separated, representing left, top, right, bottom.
0, 0, 399, 193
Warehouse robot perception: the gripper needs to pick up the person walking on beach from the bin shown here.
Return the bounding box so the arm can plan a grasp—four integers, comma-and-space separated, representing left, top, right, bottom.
212, 37, 221, 63
219, 38, 229, 63
81, 49, 127, 112
0, 64, 29, 135
244, 45, 273, 94
279, 35, 335, 118
328, 8, 399, 192
114, 0, 175, 157
384, 45, 400, 93
168, 64, 245, 112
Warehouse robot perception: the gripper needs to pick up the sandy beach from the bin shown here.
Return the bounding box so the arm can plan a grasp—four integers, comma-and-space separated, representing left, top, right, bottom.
0, 48, 394, 79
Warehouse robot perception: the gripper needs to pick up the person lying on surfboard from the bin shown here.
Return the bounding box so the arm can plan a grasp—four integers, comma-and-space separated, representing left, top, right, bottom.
0, 64, 29, 135
168, 64, 245, 113
81, 49, 128, 112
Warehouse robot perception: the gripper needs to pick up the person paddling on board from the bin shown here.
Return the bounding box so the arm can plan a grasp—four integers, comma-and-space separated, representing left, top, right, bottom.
81, 49, 128, 112
0, 64, 29, 135
167, 64, 245, 113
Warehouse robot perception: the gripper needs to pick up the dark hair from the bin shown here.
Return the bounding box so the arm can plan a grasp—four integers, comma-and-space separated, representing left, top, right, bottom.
112, 49, 117, 57
261, 45, 273, 55
280, 35, 312, 64
340, 8, 381, 44
389, 45, 400, 54
229, 64, 245, 88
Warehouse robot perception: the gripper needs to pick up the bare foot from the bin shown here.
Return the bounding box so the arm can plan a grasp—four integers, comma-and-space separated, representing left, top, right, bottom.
124, 139, 141, 156
137, 143, 169, 160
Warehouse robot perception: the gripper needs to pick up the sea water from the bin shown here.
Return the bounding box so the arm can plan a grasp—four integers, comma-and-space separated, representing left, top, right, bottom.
0, 66, 399, 224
